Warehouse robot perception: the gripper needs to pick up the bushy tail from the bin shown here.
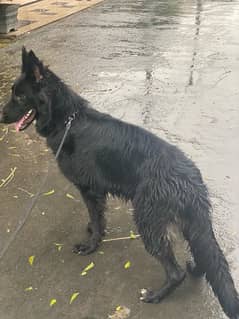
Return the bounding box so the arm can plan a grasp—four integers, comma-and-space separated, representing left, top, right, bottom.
185, 206, 239, 319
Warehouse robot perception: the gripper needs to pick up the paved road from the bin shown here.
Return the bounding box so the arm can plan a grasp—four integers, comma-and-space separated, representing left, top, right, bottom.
0, 0, 239, 318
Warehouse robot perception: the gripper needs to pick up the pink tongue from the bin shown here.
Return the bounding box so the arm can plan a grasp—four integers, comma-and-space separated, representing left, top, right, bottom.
15, 116, 26, 132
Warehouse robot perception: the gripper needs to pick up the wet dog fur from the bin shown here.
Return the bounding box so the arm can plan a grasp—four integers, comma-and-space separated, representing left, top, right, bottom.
0, 48, 239, 318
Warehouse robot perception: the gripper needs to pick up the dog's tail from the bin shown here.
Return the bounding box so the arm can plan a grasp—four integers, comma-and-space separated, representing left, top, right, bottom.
184, 200, 239, 319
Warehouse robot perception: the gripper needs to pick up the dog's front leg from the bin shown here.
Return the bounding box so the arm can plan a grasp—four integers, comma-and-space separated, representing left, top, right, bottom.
73, 187, 106, 255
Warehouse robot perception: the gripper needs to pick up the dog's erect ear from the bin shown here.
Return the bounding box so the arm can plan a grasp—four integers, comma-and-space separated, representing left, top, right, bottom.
22, 46, 28, 70
21, 47, 44, 83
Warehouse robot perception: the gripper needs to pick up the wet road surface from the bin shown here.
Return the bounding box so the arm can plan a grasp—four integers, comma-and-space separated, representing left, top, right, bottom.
0, 0, 239, 318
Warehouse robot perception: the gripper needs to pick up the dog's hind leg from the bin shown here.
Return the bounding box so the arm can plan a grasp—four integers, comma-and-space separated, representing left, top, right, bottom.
183, 229, 205, 278
186, 259, 205, 278
133, 194, 186, 303
139, 228, 186, 303
73, 187, 106, 255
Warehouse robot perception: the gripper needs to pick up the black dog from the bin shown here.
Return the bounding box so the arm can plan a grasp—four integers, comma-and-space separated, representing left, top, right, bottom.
0, 48, 238, 318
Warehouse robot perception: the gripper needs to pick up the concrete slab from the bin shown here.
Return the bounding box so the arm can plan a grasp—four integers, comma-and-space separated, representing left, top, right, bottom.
0, 0, 105, 38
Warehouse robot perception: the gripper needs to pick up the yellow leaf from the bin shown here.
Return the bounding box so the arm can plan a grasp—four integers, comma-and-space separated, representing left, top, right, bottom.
54, 243, 64, 251
28, 255, 35, 266
98, 251, 104, 255
50, 299, 57, 307
124, 261, 131, 269
81, 271, 87, 276
116, 306, 122, 311
130, 231, 137, 239
66, 193, 75, 199
43, 189, 55, 196
25, 286, 33, 291
81, 262, 95, 275
70, 292, 79, 304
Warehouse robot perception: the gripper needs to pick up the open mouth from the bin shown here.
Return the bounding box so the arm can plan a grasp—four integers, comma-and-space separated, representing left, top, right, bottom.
15, 109, 36, 132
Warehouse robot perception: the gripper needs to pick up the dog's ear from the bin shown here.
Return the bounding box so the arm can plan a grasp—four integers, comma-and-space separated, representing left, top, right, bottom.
21, 47, 44, 83
22, 46, 28, 71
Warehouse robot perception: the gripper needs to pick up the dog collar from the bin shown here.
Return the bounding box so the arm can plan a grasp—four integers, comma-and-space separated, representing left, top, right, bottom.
65, 111, 78, 127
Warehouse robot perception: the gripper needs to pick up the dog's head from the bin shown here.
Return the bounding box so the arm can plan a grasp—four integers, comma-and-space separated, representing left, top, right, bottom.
0, 47, 52, 133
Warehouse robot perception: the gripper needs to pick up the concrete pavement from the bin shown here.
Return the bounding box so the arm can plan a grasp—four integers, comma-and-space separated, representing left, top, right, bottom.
0, 0, 239, 318
0, 0, 105, 38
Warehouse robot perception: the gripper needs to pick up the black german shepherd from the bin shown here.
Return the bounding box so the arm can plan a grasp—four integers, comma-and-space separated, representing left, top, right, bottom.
0, 48, 238, 318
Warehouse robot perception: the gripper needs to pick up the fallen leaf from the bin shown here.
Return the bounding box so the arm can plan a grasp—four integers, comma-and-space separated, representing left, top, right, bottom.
81, 271, 87, 276
66, 193, 75, 199
98, 251, 104, 255
54, 243, 64, 251
70, 292, 79, 304
28, 255, 35, 266
116, 306, 122, 311
114, 207, 121, 210
109, 306, 130, 319
43, 189, 55, 196
124, 261, 131, 269
130, 231, 137, 239
25, 286, 33, 291
81, 262, 95, 275
50, 299, 57, 307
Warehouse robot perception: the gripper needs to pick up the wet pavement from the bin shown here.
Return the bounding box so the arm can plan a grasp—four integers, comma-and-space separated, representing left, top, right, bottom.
0, 0, 239, 318
3, 0, 105, 38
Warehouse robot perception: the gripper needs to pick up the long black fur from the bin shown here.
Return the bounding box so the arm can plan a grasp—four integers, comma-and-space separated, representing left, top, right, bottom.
0, 48, 238, 318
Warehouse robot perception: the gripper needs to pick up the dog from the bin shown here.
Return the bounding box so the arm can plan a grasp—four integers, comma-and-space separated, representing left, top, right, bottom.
0, 48, 238, 319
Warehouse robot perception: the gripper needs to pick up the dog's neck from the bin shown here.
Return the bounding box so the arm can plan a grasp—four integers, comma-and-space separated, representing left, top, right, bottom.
36, 70, 87, 137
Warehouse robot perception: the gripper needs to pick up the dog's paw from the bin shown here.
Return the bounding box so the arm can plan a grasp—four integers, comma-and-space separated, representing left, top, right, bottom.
140, 288, 159, 303
73, 241, 98, 256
